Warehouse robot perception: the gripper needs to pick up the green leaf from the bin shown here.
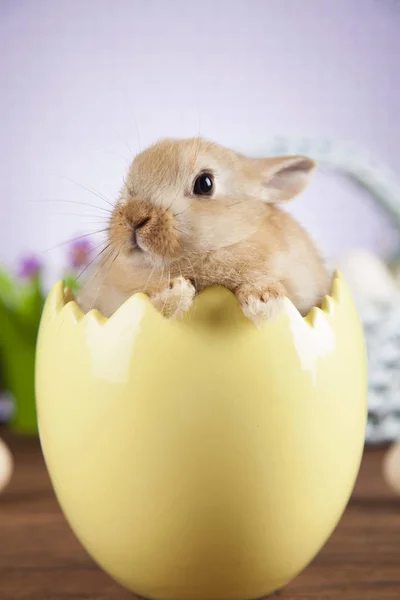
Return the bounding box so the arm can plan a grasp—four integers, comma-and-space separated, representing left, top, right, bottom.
64, 273, 82, 294
19, 288, 44, 333
0, 269, 20, 308
0, 296, 37, 433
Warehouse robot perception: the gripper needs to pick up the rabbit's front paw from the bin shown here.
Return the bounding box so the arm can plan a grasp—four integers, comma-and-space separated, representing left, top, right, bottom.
237, 282, 286, 326
151, 277, 195, 318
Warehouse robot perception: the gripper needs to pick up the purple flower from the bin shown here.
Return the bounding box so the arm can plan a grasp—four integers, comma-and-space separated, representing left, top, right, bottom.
18, 256, 43, 279
69, 238, 93, 269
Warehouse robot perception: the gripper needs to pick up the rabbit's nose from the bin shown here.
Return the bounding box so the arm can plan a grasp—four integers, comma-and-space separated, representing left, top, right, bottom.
135, 217, 151, 231
132, 217, 151, 247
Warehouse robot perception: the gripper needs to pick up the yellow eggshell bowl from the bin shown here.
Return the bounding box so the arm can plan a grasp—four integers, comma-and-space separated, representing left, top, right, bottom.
35, 273, 367, 600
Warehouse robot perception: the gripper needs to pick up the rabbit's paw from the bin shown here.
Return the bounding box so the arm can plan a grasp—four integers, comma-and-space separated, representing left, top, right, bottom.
237, 282, 286, 326
151, 277, 195, 318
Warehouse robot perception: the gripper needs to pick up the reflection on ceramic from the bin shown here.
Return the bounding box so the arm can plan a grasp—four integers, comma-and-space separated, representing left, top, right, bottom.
36, 273, 367, 600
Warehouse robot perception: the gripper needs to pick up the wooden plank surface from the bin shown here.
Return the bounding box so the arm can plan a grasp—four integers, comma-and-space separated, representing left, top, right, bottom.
1, 432, 400, 600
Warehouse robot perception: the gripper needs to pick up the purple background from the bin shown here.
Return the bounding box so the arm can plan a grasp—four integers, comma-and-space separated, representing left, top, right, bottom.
1, 0, 400, 280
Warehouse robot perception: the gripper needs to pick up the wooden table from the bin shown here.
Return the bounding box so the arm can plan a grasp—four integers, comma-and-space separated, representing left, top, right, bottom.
1, 432, 400, 600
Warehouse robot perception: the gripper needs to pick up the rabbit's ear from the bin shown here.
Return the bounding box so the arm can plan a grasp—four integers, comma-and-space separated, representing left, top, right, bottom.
255, 156, 316, 203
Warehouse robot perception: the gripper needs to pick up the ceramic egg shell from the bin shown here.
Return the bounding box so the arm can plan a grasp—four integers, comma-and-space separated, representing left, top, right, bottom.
35, 272, 367, 600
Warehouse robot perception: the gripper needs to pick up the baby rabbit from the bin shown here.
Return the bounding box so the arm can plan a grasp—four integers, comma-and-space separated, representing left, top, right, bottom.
78, 138, 330, 324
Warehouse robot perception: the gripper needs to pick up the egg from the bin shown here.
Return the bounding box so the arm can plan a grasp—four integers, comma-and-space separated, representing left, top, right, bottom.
0, 437, 13, 494
383, 442, 400, 495
36, 273, 367, 600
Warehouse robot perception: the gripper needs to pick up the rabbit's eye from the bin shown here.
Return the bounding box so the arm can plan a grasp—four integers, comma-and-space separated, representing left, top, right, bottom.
193, 172, 214, 196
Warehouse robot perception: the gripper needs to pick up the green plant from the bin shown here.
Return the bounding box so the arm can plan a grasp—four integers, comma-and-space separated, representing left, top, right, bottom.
0, 239, 92, 434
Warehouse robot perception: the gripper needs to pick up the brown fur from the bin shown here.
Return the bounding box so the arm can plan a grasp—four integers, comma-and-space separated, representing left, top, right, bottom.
78, 137, 331, 323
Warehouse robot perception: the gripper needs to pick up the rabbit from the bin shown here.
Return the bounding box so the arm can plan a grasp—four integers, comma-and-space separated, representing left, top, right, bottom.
78, 137, 331, 325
